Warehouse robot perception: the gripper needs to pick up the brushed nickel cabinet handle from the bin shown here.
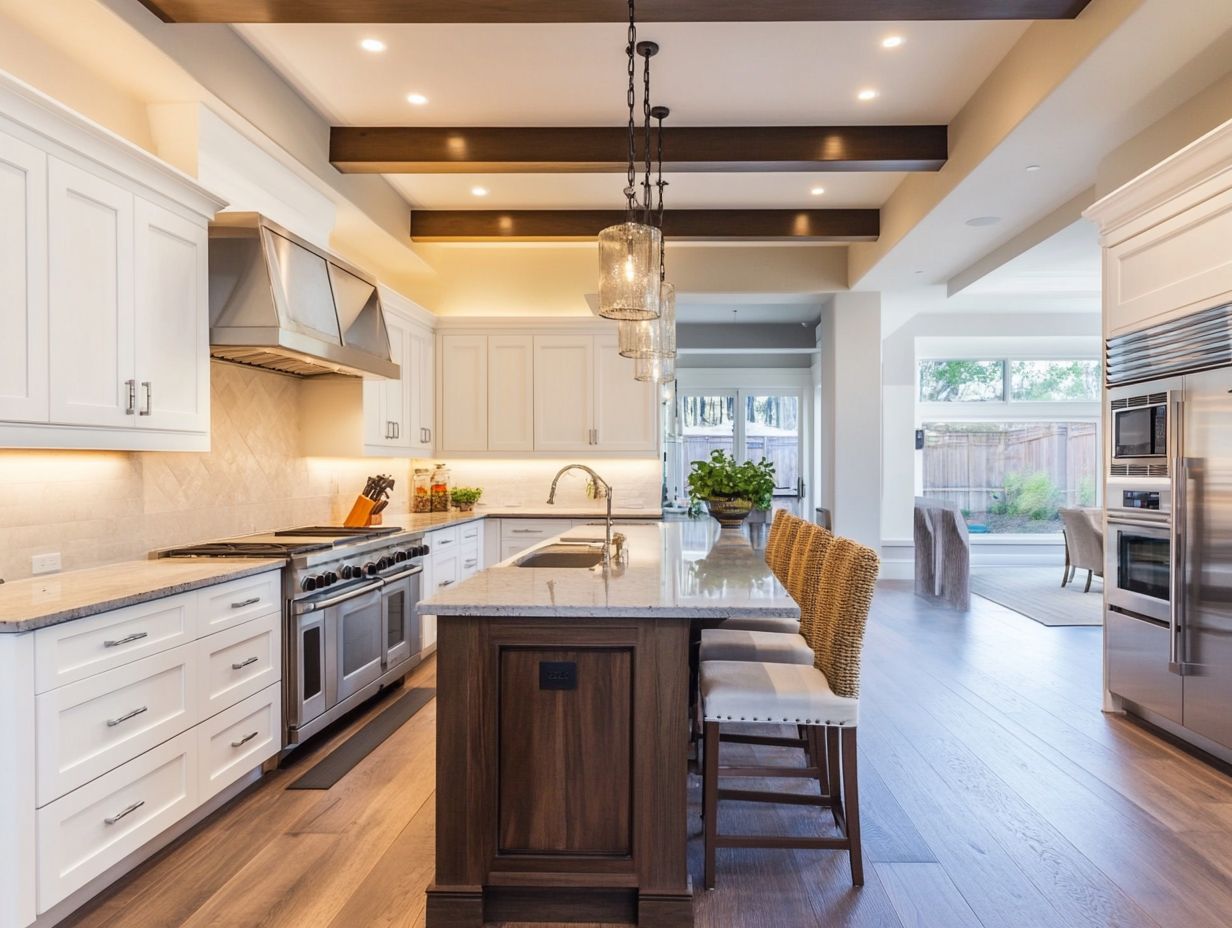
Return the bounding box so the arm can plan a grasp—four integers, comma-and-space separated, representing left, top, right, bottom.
464, 559, 478, 568
104, 800, 145, 825
231, 597, 260, 609
106, 705, 148, 727
439, 579, 454, 588
103, 631, 148, 648
231, 731, 259, 748
139, 381, 152, 416
231, 655, 259, 670
125, 379, 137, 415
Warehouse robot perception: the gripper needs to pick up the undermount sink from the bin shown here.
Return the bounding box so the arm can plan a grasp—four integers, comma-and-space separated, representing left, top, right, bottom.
516, 544, 605, 568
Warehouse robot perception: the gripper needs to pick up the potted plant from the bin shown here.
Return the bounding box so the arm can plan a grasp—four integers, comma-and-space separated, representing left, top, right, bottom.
449, 486, 483, 512
686, 450, 776, 527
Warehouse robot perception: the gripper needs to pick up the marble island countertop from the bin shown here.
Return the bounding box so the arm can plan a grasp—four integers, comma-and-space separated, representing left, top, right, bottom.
418, 520, 798, 619
0, 558, 283, 633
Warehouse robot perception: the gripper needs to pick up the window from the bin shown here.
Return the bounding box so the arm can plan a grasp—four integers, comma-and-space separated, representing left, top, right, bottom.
920, 421, 1099, 534
1010, 360, 1101, 402
920, 359, 1102, 404
919, 360, 1005, 403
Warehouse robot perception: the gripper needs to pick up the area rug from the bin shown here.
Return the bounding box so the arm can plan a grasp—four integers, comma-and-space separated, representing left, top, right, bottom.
287, 686, 435, 790
971, 567, 1103, 627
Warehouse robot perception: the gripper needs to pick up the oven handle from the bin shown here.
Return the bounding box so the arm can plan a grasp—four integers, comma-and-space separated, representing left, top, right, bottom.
1169, 393, 1188, 675
380, 565, 423, 585
294, 579, 384, 615
1106, 515, 1171, 532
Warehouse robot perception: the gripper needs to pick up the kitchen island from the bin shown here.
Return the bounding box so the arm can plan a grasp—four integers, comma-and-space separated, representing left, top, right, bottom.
418, 520, 796, 928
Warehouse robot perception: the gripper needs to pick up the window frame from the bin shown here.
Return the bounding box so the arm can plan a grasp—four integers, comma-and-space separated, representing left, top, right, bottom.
918, 357, 1101, 406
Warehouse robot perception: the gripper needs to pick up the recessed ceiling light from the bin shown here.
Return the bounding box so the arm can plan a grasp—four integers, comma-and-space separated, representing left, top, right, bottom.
1025, 163, 1042, 173
965, 216, 1002, 227
857, 88, 879, 102
360, 38, 386, 53
406, 92, 429, 106
882, 36, 904, 48
471, 186, 489, 197
810, 186, 825, 196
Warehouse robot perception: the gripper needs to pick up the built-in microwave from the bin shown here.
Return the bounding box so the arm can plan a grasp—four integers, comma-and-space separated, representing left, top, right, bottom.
1112, 394, 1168, 460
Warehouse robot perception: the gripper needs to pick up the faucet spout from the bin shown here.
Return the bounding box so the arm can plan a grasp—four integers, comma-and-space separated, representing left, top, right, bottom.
546, 464, 614, 565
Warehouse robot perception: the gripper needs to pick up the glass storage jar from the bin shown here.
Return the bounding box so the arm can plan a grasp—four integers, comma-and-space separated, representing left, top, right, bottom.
412, 468, 433, 513
431, 463, 451, 512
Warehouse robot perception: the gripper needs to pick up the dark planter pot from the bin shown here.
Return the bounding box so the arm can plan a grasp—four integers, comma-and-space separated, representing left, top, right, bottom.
706, 497, 754, 527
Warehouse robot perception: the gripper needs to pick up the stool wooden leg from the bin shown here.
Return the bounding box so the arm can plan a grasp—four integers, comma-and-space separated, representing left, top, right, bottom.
826, 726, 842, 824
703, 720, 720, 889
841, 727, 864, 886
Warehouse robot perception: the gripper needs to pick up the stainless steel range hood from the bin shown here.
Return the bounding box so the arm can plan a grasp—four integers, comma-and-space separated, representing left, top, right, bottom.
208, 213, 399, 379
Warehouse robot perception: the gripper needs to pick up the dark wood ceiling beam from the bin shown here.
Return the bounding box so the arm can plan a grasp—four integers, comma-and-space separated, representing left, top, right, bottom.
331, 126, 947, 174
139, 1, 1094, 23
409, 209, 879, 242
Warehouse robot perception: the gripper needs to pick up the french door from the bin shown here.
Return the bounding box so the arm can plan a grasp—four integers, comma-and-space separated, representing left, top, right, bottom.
677, 388, 805, 515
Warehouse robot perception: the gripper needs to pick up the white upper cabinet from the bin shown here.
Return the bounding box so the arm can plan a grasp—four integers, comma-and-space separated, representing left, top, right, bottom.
133, 199, 210, 434
0, 74, 224, 451
47, 159, 136, 429
435, 328, 658, 455
0, 133, 47, 424
593, 334, 658, 452
533, 334, 595, 452
488, 335, 535, 452
365, 310, 410, 448
409, 322, 435, 452
439, 334, 489, 452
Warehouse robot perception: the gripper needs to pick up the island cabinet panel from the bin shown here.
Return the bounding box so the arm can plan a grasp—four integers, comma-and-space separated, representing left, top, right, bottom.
497, 648, 632, 856
428, 616, 693, 928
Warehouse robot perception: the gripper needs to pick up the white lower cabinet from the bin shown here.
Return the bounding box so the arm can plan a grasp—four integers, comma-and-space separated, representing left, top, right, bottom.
2, 568, 284, 924
37, 729, 197, 910
197, 683, 281, 802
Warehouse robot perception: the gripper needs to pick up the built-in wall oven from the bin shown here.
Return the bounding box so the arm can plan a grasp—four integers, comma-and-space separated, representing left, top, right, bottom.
1106, 493, 1171, 625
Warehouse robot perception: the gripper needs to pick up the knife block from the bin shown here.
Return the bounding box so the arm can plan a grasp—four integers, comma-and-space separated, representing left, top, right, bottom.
343, 495, 378, 528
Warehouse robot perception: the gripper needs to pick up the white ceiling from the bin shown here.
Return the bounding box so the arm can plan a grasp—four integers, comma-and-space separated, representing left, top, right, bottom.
235, 20, 1028, 211
963, 220, 1101, 297
676, 300, 823, 325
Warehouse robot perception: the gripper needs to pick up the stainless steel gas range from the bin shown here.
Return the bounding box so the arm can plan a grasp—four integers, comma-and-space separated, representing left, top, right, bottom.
161, 525, 430, 748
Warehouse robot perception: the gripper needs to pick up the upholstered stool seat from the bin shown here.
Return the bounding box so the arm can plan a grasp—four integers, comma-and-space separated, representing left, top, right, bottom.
699, 629, 814, 665
716, 614, 802, 634
700, 659, 858, 726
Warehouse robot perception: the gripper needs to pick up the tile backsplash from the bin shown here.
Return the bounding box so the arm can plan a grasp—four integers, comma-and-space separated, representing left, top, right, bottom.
0, 361, 664, 582
0, 362, 411, 582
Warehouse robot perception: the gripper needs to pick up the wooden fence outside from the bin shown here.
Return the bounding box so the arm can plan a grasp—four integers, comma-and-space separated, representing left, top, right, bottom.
921, 422, 1098, 515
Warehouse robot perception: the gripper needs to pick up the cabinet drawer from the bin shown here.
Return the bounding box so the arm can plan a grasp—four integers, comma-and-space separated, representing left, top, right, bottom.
460, 520, 482, 543
501, 519, 568, 542
197, 612, 280, 718
427, 526, 460, 553
197, 570, 281, 636
460, 545, 481, 579
36, 644, 197, 805
37, 729, 196, 911
34, 593, 195, 694
431, 553, 460, 594
197, 683, 280, 802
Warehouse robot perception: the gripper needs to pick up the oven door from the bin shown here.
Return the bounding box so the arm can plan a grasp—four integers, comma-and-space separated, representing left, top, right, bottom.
291, 606, 332, 726
381, 566, 422, 671
1106, 515, 1171, 624
334, 585, 385, 702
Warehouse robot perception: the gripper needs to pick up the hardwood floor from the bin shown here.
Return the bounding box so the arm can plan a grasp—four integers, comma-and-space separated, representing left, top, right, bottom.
62, 581, 1232, 928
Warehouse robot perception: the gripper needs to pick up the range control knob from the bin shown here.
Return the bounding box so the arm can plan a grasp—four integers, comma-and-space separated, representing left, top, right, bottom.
363, 562, 379, 577
377, 556, 392, 571
339, 564, 354, 580
418, 544, 431, 557
300, 576, 317, 592
315, 574, 329, 589
393, 550, 408, 563
324, 571, 339, 586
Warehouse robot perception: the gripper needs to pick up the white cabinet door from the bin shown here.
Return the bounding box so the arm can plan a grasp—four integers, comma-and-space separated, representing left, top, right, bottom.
488, 335, 535, 452
594, 334, 658, 452
0, 132, 48, 423
48, 159, 135, 428
133, 199, 209, 434
439, 334, 488, 451
409, 322, 435, 451
366, 312, 409, 448
533, 335, 594, 452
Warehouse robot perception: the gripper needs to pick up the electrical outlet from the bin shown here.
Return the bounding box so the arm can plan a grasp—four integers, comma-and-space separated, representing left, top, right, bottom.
32, 552, 61, 575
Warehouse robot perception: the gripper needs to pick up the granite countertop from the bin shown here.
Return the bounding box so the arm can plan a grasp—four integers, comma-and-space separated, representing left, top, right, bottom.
381, 507, 663, 533
418, 520, 797, 619
0, 558, 283, 633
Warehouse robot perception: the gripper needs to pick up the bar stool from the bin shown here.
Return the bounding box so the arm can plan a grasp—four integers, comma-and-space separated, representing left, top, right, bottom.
699, 535, 880, 888
717, 510, 805, 635
699, 521, 833, 666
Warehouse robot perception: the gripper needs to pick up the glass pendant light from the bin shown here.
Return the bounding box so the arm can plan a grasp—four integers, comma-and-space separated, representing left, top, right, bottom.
634, 351, 676, 384
596, 2, 661, 321
617, 281, 673, 358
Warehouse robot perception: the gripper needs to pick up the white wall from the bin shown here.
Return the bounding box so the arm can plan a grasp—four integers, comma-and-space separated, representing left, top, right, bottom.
879, 289, 1101, 577
818, 292, 883, 551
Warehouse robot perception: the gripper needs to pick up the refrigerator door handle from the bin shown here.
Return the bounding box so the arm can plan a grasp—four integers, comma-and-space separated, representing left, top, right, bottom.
1168, 393, 1189, 675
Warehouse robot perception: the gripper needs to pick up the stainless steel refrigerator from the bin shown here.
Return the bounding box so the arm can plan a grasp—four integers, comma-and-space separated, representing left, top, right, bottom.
1105, 302, 1232, 759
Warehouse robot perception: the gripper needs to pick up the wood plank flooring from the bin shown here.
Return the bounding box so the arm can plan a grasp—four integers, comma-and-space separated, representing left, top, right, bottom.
61, 581, 1232, 928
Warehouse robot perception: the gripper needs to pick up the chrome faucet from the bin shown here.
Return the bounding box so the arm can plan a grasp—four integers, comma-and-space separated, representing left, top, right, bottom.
547, 464, 613, 564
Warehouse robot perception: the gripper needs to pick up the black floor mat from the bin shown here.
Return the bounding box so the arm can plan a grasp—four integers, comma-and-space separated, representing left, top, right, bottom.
286, 686, 435, 790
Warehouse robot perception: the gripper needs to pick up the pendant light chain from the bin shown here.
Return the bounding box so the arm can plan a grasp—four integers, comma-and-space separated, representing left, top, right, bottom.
624, 0, 637, 219
656, 108, 666, 278
642, 43, 653, 226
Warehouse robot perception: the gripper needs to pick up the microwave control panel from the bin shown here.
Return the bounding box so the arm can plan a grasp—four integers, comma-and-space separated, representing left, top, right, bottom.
1122, 490, 1161, 510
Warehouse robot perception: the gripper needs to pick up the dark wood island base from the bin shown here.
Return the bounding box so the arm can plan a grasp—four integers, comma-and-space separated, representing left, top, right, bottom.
427, 613, 695, 928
